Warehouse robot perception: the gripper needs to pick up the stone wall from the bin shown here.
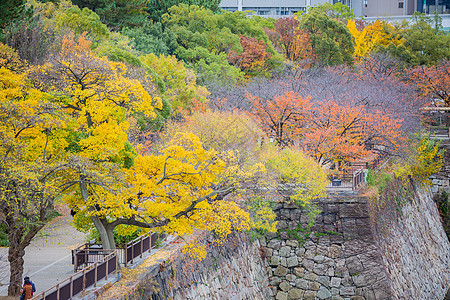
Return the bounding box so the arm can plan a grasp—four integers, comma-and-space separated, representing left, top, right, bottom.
262, 197, 392, 300
114, 189, 449, 300
127, 232, 272, 300
263, 191, 449, 300
374, 190, 450, 300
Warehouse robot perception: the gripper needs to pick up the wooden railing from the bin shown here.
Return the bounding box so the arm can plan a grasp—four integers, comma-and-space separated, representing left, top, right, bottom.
31, 251, 117, 300
72, 232, 165, 270
327, 169, 365, 191
352, 169, 364, 190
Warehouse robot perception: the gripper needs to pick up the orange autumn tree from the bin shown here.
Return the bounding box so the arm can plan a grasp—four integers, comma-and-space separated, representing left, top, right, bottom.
247, 91, 312, 148
409, 60, 450, 106
288, 29, 315, 62
272, 17, 315, 62
304, 101, 403, 169
228, 35, 272, 77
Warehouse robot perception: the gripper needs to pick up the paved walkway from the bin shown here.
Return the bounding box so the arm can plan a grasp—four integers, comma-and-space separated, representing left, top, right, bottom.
0, 214, 86, 296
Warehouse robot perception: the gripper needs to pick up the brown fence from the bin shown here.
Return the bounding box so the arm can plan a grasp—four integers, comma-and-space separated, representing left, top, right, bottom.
73, 232, 164, 270
31, 251, 117, 300
327, 169, 365, 191
352, 169, 364, 190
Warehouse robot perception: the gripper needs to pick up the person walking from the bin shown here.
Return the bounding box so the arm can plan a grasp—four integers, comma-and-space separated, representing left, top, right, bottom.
23, 276, 35, 293
20, 278, 33, 300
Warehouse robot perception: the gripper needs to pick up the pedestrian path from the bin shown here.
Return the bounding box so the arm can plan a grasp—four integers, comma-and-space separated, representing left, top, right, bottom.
0, 214, 86, 296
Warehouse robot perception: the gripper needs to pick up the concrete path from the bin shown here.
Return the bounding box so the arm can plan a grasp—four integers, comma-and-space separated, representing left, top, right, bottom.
0, 214, 86, 296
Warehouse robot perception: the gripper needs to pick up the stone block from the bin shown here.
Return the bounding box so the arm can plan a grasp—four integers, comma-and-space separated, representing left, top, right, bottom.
279, 246, 291, 257
270, 277, 282, 286
318, 275, 330, 287
317, 287, 333, 299
331, 288, 340, 295
296, 247, 306, 257
295, 278, 308, 289
350, 296, 365, 300
302, 259, 314, 271
286, 274, 296, 282
281, 257, 287, 267
303, 271, 319, 281
303, 290, 317, 300
264, 247, 273, 258
276, 291, 288, 300
305, 249, 315, 259
328, 245, 342, 259
286, 240, 299, 247
274, 265, 289, 276
313, 264, 328, 275
304, 240, 317, 250
340, 286, 356, 296
314, 255, 326, 263
293, 267, 305, 277
351, 274, 366, 287
330, 277, 342, 288
287, 256, 299, 267
346, 256, 364, 275
270, 256, 281, 267
309, 281, 321, 291
280, 281, 293, 292
268, 239, 282, 250
341, 276, 353, 286
288, 288, 305, 300
335, 266, 348, 278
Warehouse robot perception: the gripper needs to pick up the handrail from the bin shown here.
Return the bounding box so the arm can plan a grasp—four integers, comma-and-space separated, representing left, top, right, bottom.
31, 251, 117, 300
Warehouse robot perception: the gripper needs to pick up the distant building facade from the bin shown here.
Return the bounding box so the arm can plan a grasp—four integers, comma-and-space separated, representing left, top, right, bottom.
219, 0, 333, 17
219, 0, 450, 17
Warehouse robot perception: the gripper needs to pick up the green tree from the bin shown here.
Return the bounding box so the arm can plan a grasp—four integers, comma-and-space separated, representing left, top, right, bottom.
0, 0, 27, 29
298, 10, 354, 66
308, 2, 355, 22
402, 13, 450, 66
176, 46, 244, 85
147, 0, 220, 23
71, 0, 149, 29
35, 0, 109, 44
122, 21, 179, 56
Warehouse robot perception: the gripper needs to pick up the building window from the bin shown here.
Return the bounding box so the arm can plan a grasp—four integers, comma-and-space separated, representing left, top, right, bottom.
398, 2, 404, 8
279, 7, 289, 15
364, 0, 368, 7
259, 10, 269, 15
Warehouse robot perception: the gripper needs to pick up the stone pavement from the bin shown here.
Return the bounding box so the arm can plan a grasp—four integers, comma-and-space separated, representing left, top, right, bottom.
0, 214, 86, 296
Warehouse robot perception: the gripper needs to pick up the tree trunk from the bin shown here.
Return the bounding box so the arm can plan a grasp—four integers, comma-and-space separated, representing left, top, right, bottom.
90, 215, 116, 249
7, 228, 25, 296
79, 179, 116, 249
6, 219, 44, 296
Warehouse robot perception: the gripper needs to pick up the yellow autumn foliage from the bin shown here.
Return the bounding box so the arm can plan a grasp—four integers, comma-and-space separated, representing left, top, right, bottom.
348, 20, 404, 59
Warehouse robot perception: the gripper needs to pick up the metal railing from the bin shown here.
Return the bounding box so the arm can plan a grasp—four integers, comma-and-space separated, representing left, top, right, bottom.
31, 251, 117, 300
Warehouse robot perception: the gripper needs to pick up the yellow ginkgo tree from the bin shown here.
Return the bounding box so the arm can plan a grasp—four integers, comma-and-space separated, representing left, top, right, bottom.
347, 20, 404, 59
0, 65, 68, 296
33, 34, 262, 253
